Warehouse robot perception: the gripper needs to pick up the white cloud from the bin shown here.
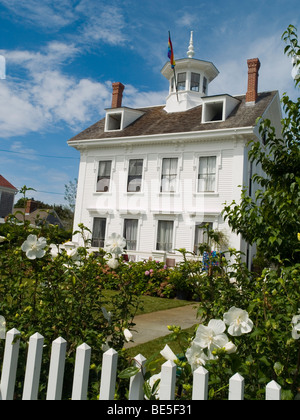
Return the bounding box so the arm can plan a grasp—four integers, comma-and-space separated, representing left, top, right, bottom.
0, 0, 77, 30
0, 42, 113, 137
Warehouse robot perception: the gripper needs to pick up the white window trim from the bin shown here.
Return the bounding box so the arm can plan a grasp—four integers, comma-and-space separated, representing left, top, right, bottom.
157, 154, 183, 194
193, 152, 222, 195
124, 156, 147, 194
122, 217, 141, 252
93, 156, 116, 194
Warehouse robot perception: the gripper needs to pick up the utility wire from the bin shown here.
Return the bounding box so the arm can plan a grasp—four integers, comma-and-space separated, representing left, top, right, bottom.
0, 148, 79, 160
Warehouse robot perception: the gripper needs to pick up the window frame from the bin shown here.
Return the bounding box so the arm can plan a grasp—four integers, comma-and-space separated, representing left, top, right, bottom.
177, 72, 186, 91
127, 159, 144, 193
160, 157, 179, 193
156, 220, 174, 252
123, 218, 139, 251
91, 217, 107, 248
191, 72, 200, 92
197, 156, 217, 193
96, 160, 112, 192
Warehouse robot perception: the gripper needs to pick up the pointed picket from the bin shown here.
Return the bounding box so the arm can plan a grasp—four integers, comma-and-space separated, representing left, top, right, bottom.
229, 373, 244, 400
159, 360, 176, 400
266, 380, 281, 400
71, 343, 91, 400
129, 353, 147, 400
22, 332, 44, 400
0, 328, 21, 400
46, 337, 67, 400
99, 348, 118, 400
192, 366, 209, 400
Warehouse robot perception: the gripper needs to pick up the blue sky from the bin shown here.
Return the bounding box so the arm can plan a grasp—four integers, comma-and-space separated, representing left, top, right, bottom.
0, 0, 298, 206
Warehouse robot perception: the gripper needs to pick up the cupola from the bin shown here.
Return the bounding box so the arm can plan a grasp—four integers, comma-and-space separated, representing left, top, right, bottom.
161, 31, 219, 113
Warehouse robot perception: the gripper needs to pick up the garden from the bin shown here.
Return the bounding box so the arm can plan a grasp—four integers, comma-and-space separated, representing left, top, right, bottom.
0, 25, 299, 400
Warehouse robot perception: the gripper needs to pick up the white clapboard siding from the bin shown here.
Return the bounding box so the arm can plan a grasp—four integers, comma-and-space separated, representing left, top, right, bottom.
0, 328, 282, 401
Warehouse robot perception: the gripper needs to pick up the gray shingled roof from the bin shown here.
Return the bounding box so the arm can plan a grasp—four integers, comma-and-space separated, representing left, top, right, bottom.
69, 91, 277, 142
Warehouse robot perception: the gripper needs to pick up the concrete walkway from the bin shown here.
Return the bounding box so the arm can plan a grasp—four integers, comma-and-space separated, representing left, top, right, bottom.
124, 304, 199, 348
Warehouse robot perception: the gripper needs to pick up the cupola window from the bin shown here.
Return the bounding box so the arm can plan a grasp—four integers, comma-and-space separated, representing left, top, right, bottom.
177, 72, 186, 90
191, 73, 200, 92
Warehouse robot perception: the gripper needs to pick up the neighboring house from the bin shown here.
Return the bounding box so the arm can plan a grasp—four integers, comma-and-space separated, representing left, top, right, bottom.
0, 175, 18, 223
68, 34, 282, 267
13, 199, 64, 229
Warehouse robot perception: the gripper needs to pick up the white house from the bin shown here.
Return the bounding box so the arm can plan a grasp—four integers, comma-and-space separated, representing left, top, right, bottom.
68, 34, 282, 267
0, 175, 18, 223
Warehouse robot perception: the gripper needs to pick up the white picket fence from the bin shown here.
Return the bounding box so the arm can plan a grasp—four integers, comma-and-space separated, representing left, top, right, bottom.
0, 328, 282, 400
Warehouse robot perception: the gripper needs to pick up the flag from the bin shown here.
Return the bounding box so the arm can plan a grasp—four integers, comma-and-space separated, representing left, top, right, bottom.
168, 32, 175, 68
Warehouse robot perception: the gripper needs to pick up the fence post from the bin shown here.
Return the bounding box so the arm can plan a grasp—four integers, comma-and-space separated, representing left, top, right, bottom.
159, 360, 176, 400
0, 328, 21, 400
129, 353, 147, 400
71, 343, 91, 400
22, 332, 44, 400
46, 337, 67, 400
192, 366, 209, 400
266, 380, 281, 400
229, 373, 244, 400
99, 348, 118, 400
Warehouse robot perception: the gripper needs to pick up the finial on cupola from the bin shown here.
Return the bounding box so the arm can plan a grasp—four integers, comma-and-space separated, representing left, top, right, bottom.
187, 31, 195, 58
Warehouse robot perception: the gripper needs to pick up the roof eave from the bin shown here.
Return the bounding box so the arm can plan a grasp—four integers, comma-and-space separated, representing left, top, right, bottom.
68, 126, 255, 150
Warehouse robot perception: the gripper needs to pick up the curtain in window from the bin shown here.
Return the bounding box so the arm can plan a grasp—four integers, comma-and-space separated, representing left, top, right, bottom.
198, 156, 216, 192
127, 159, 143, 192
97, 161, 112, 192
157, 220, 174, 252
92, 218, 106, 248
123, 219, 138, 250
161, 158, 178, 192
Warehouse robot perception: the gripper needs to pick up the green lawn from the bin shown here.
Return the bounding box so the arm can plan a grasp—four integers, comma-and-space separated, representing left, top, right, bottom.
102, 289, 193, 315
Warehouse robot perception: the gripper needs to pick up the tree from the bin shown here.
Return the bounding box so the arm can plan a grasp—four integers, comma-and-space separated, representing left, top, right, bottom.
64, 178, 77, 212
223, 25, 300, 266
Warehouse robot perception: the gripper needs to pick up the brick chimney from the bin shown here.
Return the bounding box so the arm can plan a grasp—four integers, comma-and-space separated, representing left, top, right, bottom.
246, 58, 261, 104
111, 82, 125, 108
25, 199, 37, 215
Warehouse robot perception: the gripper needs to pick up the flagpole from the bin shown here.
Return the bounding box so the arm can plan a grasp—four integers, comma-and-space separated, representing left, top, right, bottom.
168, 31, 178, 102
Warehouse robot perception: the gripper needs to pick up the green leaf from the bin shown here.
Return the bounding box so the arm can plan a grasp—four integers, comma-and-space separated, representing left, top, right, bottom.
118, 366, 140, 379
274, 362, 284, 376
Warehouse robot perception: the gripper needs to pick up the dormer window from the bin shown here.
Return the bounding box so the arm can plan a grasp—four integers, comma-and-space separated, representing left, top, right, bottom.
191, 73, 200, 92
177, 72, 186, 90
106, 112, 122, 131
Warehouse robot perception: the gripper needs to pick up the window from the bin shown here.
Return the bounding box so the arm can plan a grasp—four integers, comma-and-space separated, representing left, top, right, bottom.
97, 160, 112, 192
198, 156, 217, 192
106, 113, 122, 130
156, 220, 174, 252
161, 158, 178, 193
123, 219, 138, 250
127, 159, 143, 192
92, 218, 106, 248
194, 222, 213, 254
203, 77, 207, 94
191, 73, 200, 92
203, 102, 223, 122
177, 72, 186, 90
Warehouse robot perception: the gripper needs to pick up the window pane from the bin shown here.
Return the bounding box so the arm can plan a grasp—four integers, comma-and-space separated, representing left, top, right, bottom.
177, 72, 186, 90
97, 161, 112, 192
191, 73, 200, 92
127, 159, 143, 192
203, 77, 207, 94
92, 218, 106, 248
123, 219, 138, 250
161, 158, 178, 192
157, 221, 173, 252
198, 157, 216, 192
194, 222, 213, 254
